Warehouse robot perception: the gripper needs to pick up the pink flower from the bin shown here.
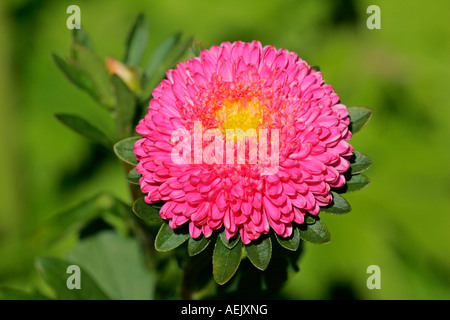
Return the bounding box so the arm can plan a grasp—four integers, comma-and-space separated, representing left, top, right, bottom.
134, 41, 352, 245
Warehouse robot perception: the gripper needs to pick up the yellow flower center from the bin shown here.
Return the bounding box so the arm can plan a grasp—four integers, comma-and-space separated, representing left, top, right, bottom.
217, 99, 265, 133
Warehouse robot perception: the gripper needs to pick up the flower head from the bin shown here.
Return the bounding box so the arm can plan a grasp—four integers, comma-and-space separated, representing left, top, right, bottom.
134, 41, 352, 244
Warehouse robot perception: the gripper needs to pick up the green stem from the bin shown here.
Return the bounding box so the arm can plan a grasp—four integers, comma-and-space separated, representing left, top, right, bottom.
122, 162, 157, 272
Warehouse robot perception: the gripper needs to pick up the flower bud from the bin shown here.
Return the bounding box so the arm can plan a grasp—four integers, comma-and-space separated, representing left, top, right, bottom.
106, 57, 140, 92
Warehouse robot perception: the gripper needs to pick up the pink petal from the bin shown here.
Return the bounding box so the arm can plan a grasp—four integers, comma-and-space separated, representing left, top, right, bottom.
189, 222, 202, 239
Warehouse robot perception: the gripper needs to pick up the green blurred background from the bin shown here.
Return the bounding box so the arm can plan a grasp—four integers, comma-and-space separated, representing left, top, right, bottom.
0, 0, 449, 299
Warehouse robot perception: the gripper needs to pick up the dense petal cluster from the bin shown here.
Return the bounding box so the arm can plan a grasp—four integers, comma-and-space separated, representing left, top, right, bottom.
134, 41, 352, 244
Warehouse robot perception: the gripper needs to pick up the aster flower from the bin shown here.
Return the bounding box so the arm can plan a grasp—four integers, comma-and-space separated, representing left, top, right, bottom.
134, 40, 355, 245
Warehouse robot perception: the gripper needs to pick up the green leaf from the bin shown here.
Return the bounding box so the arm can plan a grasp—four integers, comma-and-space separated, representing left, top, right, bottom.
188, 235, 211, 257
154, 222, 189, 252
320, 191, 352, 214
189, 40, 204, 58
345, 173, 371, 192
219, 229, 241, 249
66, 231, 155, 300
298, 216, 331, 244
124, 13, 148, 66
132, 197, 161, 223
142, 32, 182, 99
35, 257, 110, 300
34, 193, 106, 246
55, 113, 112, 148
275, 227, 301, 251
213, 237, 242, 285
127, 166, 141, 185
52, 53, 99, 101
348, 106, 373, 134
70, 45, 115, 108
168, 36, 194, 68
145, 32, 182, 76
72, 27, 94, 50
113, 136, 140, 165
245, 236, 272, 271
111, 74, 137, 138
305, 215, 316, 224
350, 150, 372, 174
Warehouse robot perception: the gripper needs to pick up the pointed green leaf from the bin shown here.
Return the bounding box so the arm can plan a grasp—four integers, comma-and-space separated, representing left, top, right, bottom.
111, 74, 137, 138
126, 167, 141, 185
55, 113, 112, 148
70, 45, 115, 108
34, 193, 106, 246
72, 27, 94, 50
113, 136, 140, 165
219, 229, 241, 249
350, 151, 372, 174
275, 227, 301, 251
169, 36, 194, 64
66, 231, 155, 300
132, 197, 161, 223
298, 216, 331, 244
52, 53, 99, 101
213, 237, 242, 285
141, 35, 196, 102
154, 222, 189, 252
245, 236, 272, 271
188, 235, 211, 257
320, 191, 352, 214
348, 106, 373, 134
124, 13, 148, 66
142, 32, 182, 95
35, 257, 110, 300
346, 174, 371, 192
145, 32, 182, 76
189, 40, 204, 58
